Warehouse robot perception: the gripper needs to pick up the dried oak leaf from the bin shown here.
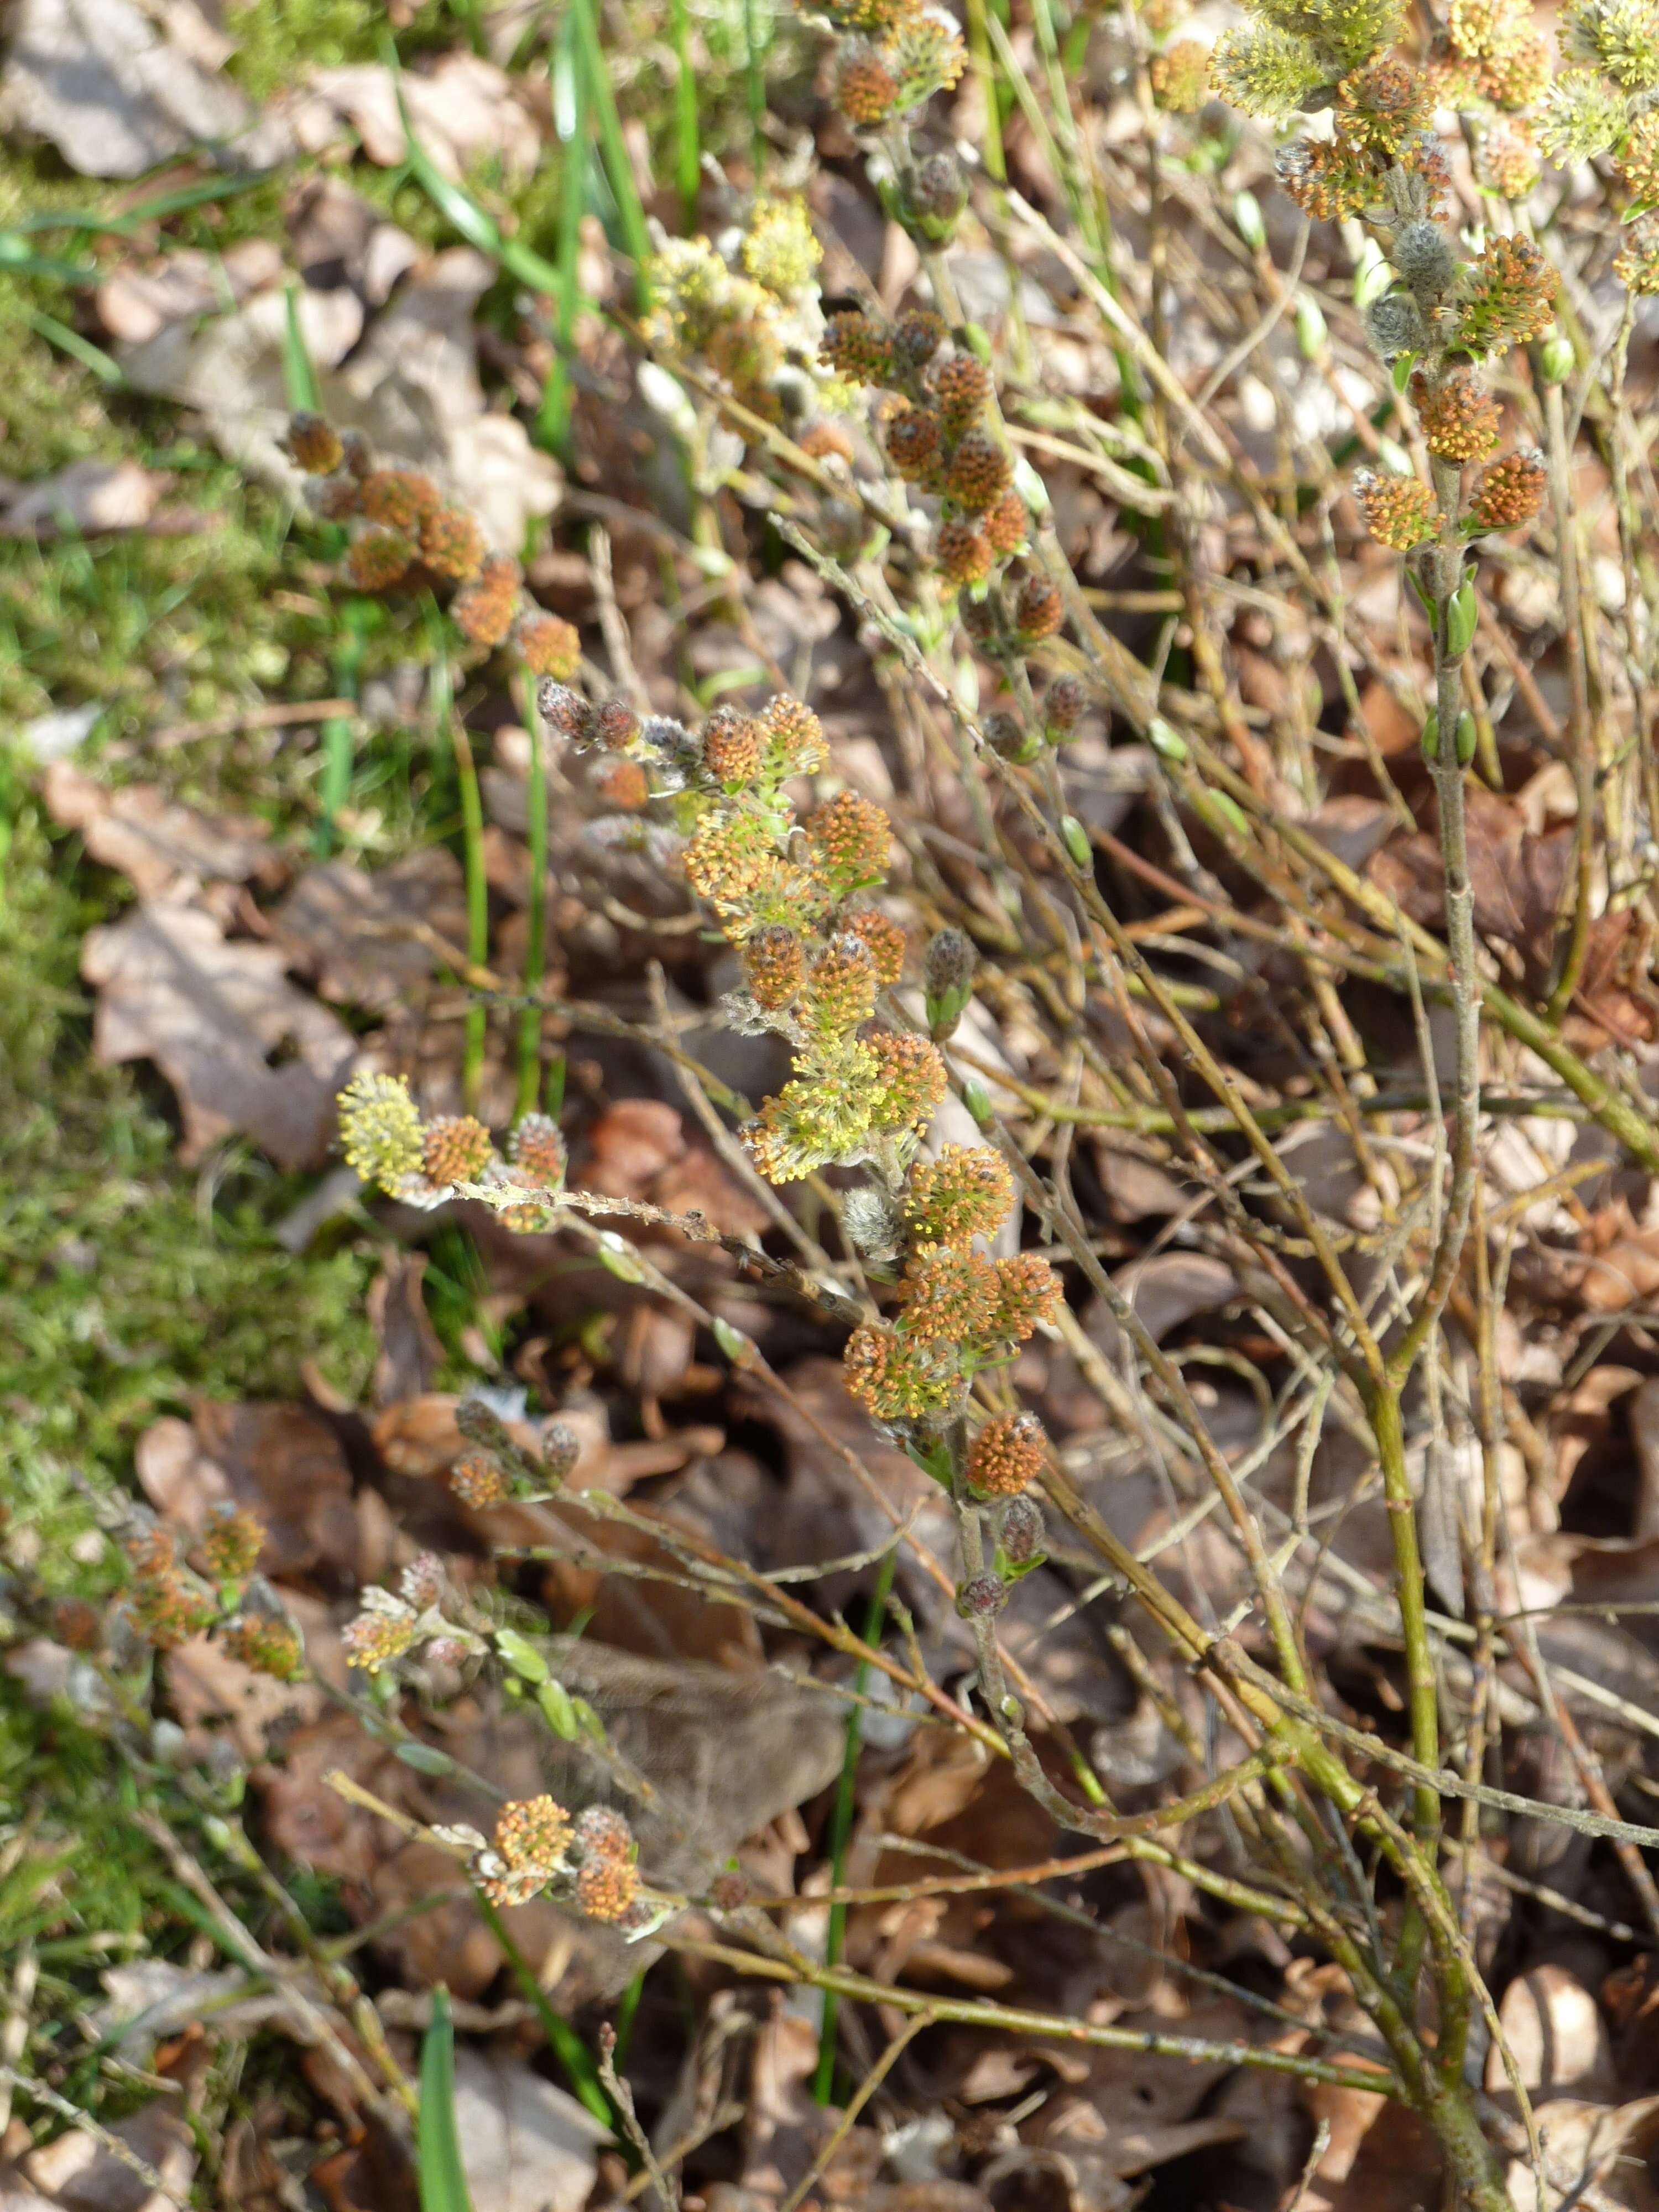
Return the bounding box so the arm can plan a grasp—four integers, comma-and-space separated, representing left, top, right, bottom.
81, 902, 356, 1167
271, 847, 466, 1014
135, 1401, 356, 1577
0, 0, 255, 179
446, 2050, 606, 2212
0, 457, 165, 536
1369, 786, 1573, 994
44, 760, 284, 901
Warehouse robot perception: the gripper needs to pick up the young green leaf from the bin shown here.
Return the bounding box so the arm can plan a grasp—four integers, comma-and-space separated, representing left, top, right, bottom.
418, 1987, 473, 2212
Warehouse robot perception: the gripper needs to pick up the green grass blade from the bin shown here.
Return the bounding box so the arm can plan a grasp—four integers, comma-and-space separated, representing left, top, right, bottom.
418, 1987, 474, 2212
812, 1547, 899, 2104
568, 0, 653, 307
473, 1890, 617, 2127
280, 283, 320, 413
27, 310, 122, 386
743, 0, 769, 181
667, 0, 701, 229
514, 670, 549, 1115
15, 172, 269, 237
538, 24, 592, 457
425, 603, 488, 1112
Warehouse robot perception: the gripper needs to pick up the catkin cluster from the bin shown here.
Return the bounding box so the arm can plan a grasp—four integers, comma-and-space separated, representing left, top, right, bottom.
337, 1076, 570, 1232
283, 416, 582, 674
123, 1508, 303, 1681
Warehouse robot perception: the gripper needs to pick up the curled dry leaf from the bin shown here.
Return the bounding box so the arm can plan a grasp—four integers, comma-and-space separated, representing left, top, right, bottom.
44, 761, 285, 902
0, 458, 166, 537
135, 1402, 356, 1576
272, 848, 467, 1014
283, 53, 541, 180
0, 0, 257, 178
445, 2050, 607, 2212
1486, 1963, 1615, 2101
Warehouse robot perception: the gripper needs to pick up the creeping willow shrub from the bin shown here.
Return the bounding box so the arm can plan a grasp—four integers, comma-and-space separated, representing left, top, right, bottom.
533, 679, 1062, 1572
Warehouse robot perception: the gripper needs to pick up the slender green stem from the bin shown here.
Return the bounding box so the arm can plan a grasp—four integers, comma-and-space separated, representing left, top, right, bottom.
427, 608, 488, 1113
473, 1892, 617, 2128
667, 0, 701, 229
515, 672, 549, 1119
539, 23, 592, 458
569, 0, 653, 306
812, 1547, 898, 2105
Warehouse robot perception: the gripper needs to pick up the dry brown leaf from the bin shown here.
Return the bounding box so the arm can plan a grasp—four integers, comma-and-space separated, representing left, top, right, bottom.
19, 2098, 195, 2211
1, 459, 165, 536
285, 54, 541, 180
367, 1252, 446, 1408
1370, 786, 1574, 995
80, 902, 356, 1167
272, 848, 467, 1014
0, 0, 257, 176
95, 238, 284, 344
1487, 1964, 1615, 2101
287, 174, 419, 309
44, 761, 284, 900
447, 2050, 606, 2212
135, 1402, 356, 1576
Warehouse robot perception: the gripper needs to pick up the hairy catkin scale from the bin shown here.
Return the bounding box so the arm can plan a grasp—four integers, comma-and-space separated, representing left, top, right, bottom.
1353, 470, 1437, 550
508, 1113, 566, 1186
983, 487, 1030, 556
820, 310, 896, 384
935, 515, 993, 586
1477, 117, 1543, 196
1044, 675, 1087, 733
1415, 370, 1501, 461
895, 1246, 1001, 1340
576, 1855, 640, 1922
452, 556, 520, 648
907, 150, 969, 233
1000, 1493, 1046, 1562
592, 759, 649, 808
923, 924, 975, 1003
946, 426, 1013, 512
836, 44, 899, 123
806, 790, 891, 888
1616, 111, 1659, 198
759, 693, 830, 775
992, 1253, 1063, 1339
1150, 39, 1210, 109
1276, 139, 1374, 221
338, 1071, 426, 1191
595, 700, 641, 750
1615, 213, 1659, 293
538, 682, 595, 743
1335, 57, 1430, 154
286, 412, 343, 474
126, 1529, 214, 1650
452, 1451, 508, 1506
497, 1796, 573, 1871
541, 1421, 581, 1480
885, 405, 945, 484
421, 506, 487, 582
743, 924, 806, 1008
1013, 575, 1064, 640
802, 936, 880, 1037
845, 908, 906, 986
930, 353, 992, 433
221, 1615, 304, 1679
966, 1410, 1047, 1495
518, 612, 581, 680
341, 1608, 417, 1673
701, 705, 764, 784
905, 1144, 1013, 1245
842, 1324, 957, 1417
956, 1573, 1007, 1619
1394, 220, 1456, 301
576, 1804, 633, 1859
893, 308, 947, 368
1457, 234, 1558, 351
361, 468, 441, 531
1210, 23, 1324, 119
1467, 447, 1547, 528
869, 1029, 948, 1129
345, 528, 414, 591
1364, 292, 1425, 361
202, 1504, 265, 1580
422, 1115, 494, 1186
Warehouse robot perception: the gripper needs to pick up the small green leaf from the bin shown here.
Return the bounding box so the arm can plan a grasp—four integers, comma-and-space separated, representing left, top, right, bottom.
963, 1077, 993, 1125
418, 1987, 474, 2212
712, 1316, 754, 1366
1293, 293, 1327, 359
1454, 709, 1478, 765
396, 1743, 458, 1776
596, 1232, 644, 1284
1391, 352, 1416, 392
1420, 709, 1441, 763
495, 1628, 550, 1686
1232, 189, 1266, 251
1445, 581, 1478, 658
537, 1678, 581, 1739
1204, 790, 1250, 838
1146, 716, 1188, 763
1060, 814, 1092, 870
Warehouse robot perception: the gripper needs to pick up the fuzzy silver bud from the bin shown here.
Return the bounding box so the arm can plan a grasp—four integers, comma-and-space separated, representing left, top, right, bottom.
1365, 291, 1425, 361
841, 1185, 903, 1263
924, 926, 978, 1040
956, 1572, 1008, 1619
1000, 1494, 1046, 1564
1394, 220, 1455, 304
